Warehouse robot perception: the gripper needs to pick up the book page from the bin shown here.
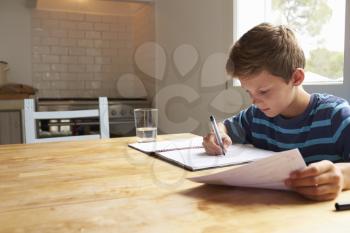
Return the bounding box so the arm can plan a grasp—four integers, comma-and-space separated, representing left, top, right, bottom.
188, 149, 306, 190
157, 144, 274, 170
128, 136, 203, 153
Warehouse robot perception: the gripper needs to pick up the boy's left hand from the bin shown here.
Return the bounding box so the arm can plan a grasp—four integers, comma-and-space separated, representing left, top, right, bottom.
284, 160, 344, 201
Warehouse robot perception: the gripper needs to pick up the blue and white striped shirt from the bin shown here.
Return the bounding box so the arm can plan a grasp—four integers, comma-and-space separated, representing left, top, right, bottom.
224, 93, 350, 164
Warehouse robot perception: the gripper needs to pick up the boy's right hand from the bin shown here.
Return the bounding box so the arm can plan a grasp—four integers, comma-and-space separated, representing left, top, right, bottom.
202, 131, 232, 155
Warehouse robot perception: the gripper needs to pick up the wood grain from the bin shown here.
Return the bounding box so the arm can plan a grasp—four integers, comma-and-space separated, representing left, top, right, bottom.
0, 133, 349, 233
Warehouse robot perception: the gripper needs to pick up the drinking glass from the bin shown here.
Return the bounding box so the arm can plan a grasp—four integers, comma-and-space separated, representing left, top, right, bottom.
134, 108, 158, 142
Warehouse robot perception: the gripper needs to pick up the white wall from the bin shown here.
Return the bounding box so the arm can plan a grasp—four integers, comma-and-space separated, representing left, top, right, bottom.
0, 0, 32, 85
154, 0, 249, 136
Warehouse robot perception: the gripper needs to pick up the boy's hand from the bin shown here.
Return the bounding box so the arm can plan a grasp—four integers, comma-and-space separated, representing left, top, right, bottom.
202, 131, 232, 155
284, 160, 344, 201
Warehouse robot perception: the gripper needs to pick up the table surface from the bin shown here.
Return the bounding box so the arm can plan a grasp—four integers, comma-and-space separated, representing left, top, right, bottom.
1, 133, 350, 233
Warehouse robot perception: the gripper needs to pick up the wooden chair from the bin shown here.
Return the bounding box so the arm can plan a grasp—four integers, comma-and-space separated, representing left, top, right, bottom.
23, 97, 109, 144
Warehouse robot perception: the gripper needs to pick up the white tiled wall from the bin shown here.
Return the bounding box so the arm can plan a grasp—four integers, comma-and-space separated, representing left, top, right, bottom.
31, 8, 154, 98
133, 5, 156, 100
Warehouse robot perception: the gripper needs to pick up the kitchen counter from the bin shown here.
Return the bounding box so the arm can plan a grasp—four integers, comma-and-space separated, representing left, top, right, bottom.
0, 83, 36, 102
0, 92, 35, 110
0, 93, 33, 100
0, 99, 25, 110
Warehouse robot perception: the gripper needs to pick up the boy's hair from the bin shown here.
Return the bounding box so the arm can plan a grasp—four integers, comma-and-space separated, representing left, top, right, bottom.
226, 23, 305, 82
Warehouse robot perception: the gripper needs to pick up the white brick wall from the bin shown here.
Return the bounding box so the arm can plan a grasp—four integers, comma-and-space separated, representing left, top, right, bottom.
31, 9, 149, 98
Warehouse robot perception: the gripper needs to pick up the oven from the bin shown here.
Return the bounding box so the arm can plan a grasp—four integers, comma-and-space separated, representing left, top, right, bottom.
36, 98, 150, 138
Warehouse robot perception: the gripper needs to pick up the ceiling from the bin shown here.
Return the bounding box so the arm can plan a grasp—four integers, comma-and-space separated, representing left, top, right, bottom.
36, 0, 152, 16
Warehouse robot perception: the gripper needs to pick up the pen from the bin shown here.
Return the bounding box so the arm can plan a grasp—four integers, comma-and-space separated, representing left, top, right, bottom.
335, 202, 350, 211
209, 115, 225, 155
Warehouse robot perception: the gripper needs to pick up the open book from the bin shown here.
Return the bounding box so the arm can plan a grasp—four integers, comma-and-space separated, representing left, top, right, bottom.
128, 136, 277, 171
188, 149, 306, 190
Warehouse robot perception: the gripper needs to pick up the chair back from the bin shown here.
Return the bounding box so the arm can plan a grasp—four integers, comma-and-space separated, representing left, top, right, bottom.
23, 97, 109, 143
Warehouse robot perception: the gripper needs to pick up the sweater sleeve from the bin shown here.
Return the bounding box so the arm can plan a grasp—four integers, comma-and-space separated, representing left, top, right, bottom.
223, 106, 254, 144
332, 102, 350, 162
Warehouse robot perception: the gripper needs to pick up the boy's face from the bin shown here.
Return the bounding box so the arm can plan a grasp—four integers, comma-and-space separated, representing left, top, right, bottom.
239, 70, 296, 118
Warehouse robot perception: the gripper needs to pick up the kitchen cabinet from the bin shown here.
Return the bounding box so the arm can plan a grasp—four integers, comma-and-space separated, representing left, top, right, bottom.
0, 110, 22, 144
0, 99, 25, 145
0, 87, 35, 144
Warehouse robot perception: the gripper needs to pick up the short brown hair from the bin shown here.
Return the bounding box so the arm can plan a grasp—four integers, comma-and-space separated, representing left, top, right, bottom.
226, 23, 305, 82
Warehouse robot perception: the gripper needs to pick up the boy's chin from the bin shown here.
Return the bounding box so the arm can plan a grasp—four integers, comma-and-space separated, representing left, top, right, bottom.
262, 111, 278, 118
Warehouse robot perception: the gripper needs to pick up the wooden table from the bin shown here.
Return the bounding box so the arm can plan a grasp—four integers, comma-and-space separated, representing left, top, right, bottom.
1, 133, 350, 233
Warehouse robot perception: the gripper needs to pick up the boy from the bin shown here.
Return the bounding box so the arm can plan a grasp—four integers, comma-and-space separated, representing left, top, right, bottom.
203, 23, 350, 201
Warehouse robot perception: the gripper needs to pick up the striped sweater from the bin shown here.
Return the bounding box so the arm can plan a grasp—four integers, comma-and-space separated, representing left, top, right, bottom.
223, 93, 350, 164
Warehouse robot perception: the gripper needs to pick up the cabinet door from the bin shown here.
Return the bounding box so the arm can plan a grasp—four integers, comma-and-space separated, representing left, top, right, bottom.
0, 111, 22, 144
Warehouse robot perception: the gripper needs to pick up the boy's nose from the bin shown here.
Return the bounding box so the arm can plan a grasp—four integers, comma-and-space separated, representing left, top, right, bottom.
251, 96, 260, 105
252, 97, 256, 104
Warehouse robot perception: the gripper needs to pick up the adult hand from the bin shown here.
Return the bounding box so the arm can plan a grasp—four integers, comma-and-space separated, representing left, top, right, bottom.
285, 160, 344, 201
202, 131, 232, 155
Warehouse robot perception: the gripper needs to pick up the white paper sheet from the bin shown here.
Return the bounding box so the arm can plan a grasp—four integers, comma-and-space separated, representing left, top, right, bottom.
128, 136, 203, 153
157, 144, 274, 170
188, 149, 306, 190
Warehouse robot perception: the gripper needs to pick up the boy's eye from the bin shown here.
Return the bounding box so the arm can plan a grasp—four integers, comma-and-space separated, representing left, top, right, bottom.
258, 90, 268, 95
245, 89, 269, 98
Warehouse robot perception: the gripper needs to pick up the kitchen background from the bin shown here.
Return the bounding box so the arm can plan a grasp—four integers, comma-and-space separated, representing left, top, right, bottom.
31, 0, 155, 99
0, 0, 251, 143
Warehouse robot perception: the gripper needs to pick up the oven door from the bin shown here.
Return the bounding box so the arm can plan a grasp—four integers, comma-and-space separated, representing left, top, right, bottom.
109, 119, 135, 137
38, 117, 100, 138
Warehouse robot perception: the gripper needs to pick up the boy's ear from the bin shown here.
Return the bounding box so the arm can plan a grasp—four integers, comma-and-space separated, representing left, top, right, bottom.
291, 68, 304, 86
